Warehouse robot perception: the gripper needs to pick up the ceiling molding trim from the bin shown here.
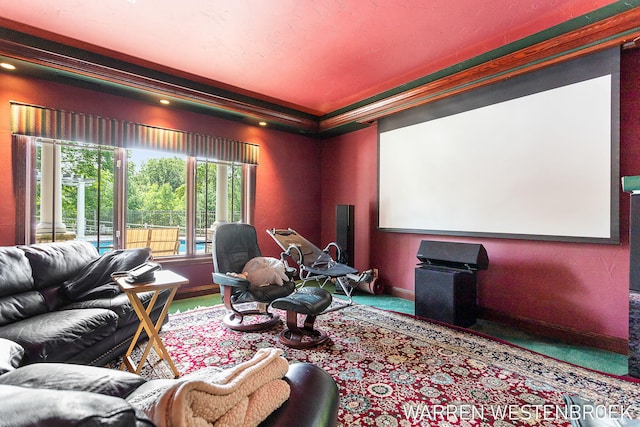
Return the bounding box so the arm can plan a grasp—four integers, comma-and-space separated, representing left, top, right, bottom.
0, 33, 319, 133
321, 2, 637, 121
319, 6, 640, 133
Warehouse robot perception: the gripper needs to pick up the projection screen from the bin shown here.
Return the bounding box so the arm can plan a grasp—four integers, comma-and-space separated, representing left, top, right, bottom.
378, 48, 619, 243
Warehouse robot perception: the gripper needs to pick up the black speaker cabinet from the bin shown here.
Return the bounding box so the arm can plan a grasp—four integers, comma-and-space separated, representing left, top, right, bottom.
336, 204, 354, 266
415, 267, 477, 327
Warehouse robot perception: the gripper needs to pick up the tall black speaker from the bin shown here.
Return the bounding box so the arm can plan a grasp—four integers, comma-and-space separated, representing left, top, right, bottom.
336, 205, 354, 267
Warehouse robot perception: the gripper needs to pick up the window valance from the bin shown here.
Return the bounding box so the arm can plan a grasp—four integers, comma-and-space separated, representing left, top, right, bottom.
10, 102, 259, 165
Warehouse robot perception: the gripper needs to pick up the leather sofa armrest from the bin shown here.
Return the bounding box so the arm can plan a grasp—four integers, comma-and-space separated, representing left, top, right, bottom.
0, 363, 147, 398
260, 362, 339, 427
0, 338, 24, 374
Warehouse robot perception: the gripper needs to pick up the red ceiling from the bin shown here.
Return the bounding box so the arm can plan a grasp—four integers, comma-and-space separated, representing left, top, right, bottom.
0, 0, 618, 116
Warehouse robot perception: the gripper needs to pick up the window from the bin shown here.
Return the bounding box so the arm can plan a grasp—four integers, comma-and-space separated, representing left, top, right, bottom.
34, 139, 115, 253
25, 138, 252, 258
126, 149, 187, 256
195, 159, 244, 255
11, 103, 259, 257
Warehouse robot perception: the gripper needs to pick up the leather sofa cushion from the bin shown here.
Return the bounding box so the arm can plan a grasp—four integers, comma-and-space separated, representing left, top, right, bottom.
0, 362, 146, 398
0, 338, 24, 374
0, 384, 154, 427
0, 247, 34, 296
63, 289, 171, 327
62, 248, 152, 301
0, 308, 118, 364
20, 240, 99, 290
0, 290, 48, 326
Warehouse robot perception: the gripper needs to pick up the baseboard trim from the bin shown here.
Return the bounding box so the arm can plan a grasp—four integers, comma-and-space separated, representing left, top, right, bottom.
176, 284, 219, 300
387, 286, 415, 301
383, 285, 627, 355
479, 307, 628, 355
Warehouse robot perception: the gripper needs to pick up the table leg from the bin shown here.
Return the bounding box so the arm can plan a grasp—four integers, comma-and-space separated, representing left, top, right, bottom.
121, 287, 180, 378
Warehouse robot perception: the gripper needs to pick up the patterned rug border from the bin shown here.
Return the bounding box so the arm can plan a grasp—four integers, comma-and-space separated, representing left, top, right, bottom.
339, 305, 639, 402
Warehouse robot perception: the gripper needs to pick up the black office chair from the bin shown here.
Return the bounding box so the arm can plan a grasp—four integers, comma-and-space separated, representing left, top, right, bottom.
212, 223, 296, 331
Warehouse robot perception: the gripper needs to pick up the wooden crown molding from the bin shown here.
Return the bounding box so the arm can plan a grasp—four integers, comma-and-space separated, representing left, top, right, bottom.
319, 6, 640, 133
0, 34, 318, 133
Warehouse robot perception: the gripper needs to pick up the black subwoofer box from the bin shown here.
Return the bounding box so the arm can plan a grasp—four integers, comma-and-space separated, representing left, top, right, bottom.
415, 266, 477, 327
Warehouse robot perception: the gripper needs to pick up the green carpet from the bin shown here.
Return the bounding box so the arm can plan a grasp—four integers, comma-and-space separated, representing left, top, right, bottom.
169, 282, 628, 376
470, 319, 628, 376
169, 293, 221, 314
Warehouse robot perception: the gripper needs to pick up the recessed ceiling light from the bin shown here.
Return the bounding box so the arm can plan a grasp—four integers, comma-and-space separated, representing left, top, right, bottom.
258, 121, 267, 127
159, 99, 170, 105
1, 62, 16, 70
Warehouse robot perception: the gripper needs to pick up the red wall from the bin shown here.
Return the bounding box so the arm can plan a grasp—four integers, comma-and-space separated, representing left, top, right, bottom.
321, 48, 640, 342
0, 73, 322, 284
3, 48, 640, 343
320, 128, 376, 270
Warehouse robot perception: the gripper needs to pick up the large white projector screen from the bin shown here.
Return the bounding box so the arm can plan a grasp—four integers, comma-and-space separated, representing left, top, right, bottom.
378, 49, 619, 243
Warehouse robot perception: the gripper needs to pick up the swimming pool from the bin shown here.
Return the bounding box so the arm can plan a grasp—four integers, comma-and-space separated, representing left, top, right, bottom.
92, 239, 206, 255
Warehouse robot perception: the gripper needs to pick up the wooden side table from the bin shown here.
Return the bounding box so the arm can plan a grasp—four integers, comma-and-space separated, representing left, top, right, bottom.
116, 270, 188, 378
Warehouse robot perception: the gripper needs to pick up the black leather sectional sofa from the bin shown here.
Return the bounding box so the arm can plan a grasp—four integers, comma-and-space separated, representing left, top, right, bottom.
0, 240, 170, 366
0, 239, 340, 426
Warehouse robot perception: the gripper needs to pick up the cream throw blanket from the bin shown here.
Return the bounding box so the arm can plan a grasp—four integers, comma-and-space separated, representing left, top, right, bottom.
129, 348, 290, 427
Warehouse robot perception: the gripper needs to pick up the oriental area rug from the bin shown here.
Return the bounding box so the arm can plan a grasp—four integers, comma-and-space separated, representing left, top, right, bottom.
135, 303, 640, 426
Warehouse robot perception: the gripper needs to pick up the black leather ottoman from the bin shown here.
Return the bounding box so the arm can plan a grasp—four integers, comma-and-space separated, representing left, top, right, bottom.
271, 287, 332, 349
